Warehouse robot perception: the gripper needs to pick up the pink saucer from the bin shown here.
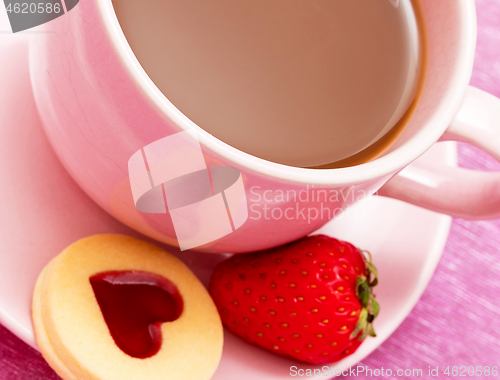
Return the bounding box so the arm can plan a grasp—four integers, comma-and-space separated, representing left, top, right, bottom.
0, 21, 455, 379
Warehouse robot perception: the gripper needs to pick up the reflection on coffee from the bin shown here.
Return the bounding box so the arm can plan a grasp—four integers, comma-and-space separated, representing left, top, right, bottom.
113, 0, 423, 168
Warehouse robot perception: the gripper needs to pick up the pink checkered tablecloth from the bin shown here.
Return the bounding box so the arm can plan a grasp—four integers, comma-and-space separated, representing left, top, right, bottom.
1, 1, 499, 379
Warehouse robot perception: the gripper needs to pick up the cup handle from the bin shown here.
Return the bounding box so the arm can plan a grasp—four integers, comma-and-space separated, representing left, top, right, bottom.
378, 86, 500, 220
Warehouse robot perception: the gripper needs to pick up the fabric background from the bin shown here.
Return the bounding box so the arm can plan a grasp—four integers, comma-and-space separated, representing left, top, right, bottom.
0, 0, 499, 379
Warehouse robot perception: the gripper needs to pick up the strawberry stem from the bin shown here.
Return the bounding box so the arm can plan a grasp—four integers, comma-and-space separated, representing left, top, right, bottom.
350, 250, 379, 341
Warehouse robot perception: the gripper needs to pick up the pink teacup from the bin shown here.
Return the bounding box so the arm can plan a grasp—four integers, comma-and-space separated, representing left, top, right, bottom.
30, 0, 500, 253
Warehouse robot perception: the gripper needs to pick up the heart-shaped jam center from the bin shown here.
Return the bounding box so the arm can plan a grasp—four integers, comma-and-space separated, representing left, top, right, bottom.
90, 270, 183, 358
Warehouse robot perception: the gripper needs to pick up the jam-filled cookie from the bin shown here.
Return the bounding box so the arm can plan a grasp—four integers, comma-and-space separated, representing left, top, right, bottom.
32, 234, 223, 380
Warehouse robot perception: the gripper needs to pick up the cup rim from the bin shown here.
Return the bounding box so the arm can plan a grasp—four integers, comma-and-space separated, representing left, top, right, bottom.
98, 0, 476, 185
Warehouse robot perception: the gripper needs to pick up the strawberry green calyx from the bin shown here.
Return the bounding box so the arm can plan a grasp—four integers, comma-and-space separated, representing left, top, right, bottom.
350, 250, 380, 341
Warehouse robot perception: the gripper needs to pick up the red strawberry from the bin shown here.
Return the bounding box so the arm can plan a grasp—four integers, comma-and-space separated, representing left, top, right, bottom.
208, 234, 379, 364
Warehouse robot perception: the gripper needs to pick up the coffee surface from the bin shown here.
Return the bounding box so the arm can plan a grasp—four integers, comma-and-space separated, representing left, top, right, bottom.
113, 0, 421, 167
